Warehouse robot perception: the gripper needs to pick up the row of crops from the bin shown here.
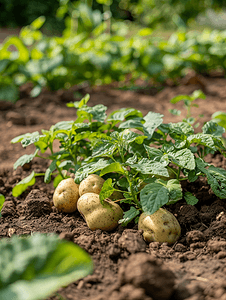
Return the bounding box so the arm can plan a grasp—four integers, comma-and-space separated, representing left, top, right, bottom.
0, 3, 226, 102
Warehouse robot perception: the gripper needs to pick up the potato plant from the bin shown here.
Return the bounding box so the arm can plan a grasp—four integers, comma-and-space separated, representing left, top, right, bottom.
12, 93, 226, 228
1, 10, 226, 102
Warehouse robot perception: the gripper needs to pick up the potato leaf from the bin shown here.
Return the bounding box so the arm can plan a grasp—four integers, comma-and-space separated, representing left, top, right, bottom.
11, 132, 40, 145
184, 191, 199, 205
196, 158, 226, 199
0, 233, 93, 300
118, 206, 140, 226
140, 182, 169, 215
130, 158, 169, 177
75, 159, 111, 181
143, 112, 164, 138
44, 159, 57, 183
168, 148, 195, 170
13, 149, 39, 170
0, 194, 5, 218
107, 108, 143, 124
100, 162, 126, 177
12, 171, 36, 197
99, 178, 116, 204
202, 120, 225, 137
165, 179, 182, 204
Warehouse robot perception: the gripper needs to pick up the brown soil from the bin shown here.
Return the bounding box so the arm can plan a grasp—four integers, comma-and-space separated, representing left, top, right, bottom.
1, 73, 226, 300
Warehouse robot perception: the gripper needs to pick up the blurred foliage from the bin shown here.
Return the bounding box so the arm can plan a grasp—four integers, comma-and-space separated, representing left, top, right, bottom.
0, 7, 226, 103
0, 0, 65, 34
0, 0, 225, 32
0, 1, 226, 102
121, 0, 226, 29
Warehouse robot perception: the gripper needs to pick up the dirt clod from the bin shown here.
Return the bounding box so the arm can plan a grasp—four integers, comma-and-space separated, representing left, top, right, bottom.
119, 253, 176, 300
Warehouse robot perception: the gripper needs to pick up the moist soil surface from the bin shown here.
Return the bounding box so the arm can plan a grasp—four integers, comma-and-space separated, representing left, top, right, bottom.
1, 73, 226, 300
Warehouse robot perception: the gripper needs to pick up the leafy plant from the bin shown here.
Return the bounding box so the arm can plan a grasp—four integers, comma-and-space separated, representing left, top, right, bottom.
170, 89, 206, 126
0, 194, 5, 217
11, 94, 226, 225
1, 9, 226, 103
0, 233, 93, 300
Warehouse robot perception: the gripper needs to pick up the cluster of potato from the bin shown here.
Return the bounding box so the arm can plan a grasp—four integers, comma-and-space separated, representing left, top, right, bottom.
53, 174, 181, 244
53, 174, 123, 231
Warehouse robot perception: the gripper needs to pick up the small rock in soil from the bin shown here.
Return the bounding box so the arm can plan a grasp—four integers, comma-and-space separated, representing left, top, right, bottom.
118, 252, 175, 300
186, 230, 205, 245
207, 240, 226, 253
118, 229, 146, 254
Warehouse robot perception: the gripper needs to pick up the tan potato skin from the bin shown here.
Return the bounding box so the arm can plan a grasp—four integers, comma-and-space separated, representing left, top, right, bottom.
138, 208, 181, 244
53, 178, 79, 213
79, 174, 105, 196
77, 193, 123, 231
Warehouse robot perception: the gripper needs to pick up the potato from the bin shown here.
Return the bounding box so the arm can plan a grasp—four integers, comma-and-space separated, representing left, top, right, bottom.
53, 178, 79, 213
77, 192, 123, 231
138, 208, 181, 244
79, 174, 105, 196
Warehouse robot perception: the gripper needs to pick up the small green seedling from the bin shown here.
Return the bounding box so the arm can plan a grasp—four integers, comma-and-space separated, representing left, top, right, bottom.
170, 89, 206, 126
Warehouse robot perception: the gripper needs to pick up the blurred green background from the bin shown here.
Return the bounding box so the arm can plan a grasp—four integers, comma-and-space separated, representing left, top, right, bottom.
0, 0, 226, 33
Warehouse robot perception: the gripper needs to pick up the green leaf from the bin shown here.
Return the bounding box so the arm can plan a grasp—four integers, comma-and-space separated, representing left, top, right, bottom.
0, 84, 19, 102
0, 194, 5, 218
119, 118, 144, 131
197, 158, 226, 199
131, 158, 169, 177
14, 149, 39, 170
212, 111, 226, 129
170, 94, 191, 104
118, 207, 140, 226
187, 133, 216, 151
44, 160, 57, 183
188, 170, 199, 182
75, 159, 110, 181
137, 28, 153, 36
169, 109, 181, 116
12, 171, 36, 197
68, 94, 90, 109
11, 132, 42, 148
169, 122, 194, 138
140, 182, 169, 215
100, 162, 126, 177
99, 178, 115, 204
77, 104, 107, 122
0, 233, 93, 300
144, 145, 164, 161
107, 108, 143, 124
143, 112, 164, 138
165, 179, 182, 204
168, 148, 195, 170
30, 16, 46, 29
202, 120, 225, 137
53, 174, 64, 188
0, 59, 10, 72
184, 192, 199, 205
191, 90, 206, 101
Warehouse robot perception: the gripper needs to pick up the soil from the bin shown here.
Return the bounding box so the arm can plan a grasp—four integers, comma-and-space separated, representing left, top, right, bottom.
1, 72, 226, 300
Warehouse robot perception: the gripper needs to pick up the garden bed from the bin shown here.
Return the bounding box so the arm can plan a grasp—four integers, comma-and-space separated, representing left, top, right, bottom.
1, 74, 226, 300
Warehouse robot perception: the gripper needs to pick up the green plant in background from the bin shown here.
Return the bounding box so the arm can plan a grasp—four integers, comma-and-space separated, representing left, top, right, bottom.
169, 89, 206, 126
1, 4, 226, 103
0, 233, 93, 300
11, 94, 226, 225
